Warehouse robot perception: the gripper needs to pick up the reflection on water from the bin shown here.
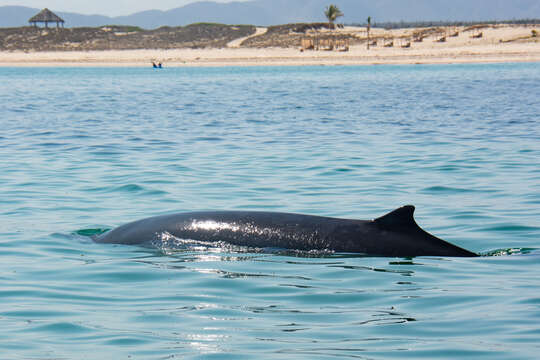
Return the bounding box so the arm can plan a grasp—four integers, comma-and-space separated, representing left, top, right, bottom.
1, 64, 539, 359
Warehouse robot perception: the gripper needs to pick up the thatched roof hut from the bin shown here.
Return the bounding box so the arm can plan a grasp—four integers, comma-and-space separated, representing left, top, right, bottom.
29, 8, 65, 28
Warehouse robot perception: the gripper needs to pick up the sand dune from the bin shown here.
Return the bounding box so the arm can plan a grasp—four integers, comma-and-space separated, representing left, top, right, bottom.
1, 24, 538, 67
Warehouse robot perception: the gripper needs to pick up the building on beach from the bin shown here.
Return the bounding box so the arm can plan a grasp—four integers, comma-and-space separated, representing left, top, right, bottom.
29, 8, 65, 28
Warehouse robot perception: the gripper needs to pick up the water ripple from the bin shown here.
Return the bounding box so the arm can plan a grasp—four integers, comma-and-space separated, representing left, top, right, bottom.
0, 64, 539, 359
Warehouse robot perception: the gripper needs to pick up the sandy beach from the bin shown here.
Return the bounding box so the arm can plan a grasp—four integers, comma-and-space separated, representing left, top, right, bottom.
1, 24, 538, 66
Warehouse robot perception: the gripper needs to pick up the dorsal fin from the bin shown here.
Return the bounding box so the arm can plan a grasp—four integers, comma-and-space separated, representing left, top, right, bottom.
374, 205, 417, 231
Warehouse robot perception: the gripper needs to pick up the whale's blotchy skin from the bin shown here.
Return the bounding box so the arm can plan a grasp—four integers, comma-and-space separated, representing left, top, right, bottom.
94, 205, 477, 257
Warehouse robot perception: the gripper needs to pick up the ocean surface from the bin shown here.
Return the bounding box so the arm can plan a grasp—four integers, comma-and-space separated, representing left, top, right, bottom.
1, 63, 539, 359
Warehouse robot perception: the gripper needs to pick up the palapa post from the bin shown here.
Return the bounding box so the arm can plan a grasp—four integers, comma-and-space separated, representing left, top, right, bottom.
29, 8, 65, 28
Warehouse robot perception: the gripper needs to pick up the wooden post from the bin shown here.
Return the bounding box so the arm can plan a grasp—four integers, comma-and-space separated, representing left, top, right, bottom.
367, 16, 371, 50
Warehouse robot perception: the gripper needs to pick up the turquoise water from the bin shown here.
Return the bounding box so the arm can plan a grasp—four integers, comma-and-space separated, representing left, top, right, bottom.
1, 63, 539, 359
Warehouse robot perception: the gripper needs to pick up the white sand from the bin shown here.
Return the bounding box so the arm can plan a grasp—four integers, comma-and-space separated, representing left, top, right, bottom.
227, 27, 267, 48
1, 25, 539, 67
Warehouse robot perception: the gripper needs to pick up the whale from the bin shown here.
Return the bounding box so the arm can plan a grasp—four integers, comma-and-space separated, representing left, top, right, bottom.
94, 205, 477, 257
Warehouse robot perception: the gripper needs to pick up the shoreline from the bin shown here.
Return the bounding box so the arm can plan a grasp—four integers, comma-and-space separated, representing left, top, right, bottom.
1, 24, 539, 67
1, 44, 539, 67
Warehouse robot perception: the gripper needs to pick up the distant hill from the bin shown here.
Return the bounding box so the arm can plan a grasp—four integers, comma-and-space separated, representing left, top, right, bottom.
2, 0, 540, 29
0, 6, 112, 28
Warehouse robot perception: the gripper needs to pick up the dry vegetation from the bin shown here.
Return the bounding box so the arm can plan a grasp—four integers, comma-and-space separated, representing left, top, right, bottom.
0, 24, 255, 51
242, 23, 349, 48
0, 22, 538, 52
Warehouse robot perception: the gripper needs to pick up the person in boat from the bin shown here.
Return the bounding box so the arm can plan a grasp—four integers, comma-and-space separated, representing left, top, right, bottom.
152, 61, 158, 68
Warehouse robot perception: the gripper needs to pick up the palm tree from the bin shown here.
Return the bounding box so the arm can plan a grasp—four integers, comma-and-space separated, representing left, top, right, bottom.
367, 16, 371, 49
324, 5, 344, 29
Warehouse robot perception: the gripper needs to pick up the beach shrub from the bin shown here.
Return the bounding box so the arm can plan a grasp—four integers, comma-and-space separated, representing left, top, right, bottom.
102, 25, 143, 32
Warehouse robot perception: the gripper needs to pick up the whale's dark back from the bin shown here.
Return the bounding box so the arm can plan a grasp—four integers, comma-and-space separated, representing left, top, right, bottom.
94, 206, 477, 257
